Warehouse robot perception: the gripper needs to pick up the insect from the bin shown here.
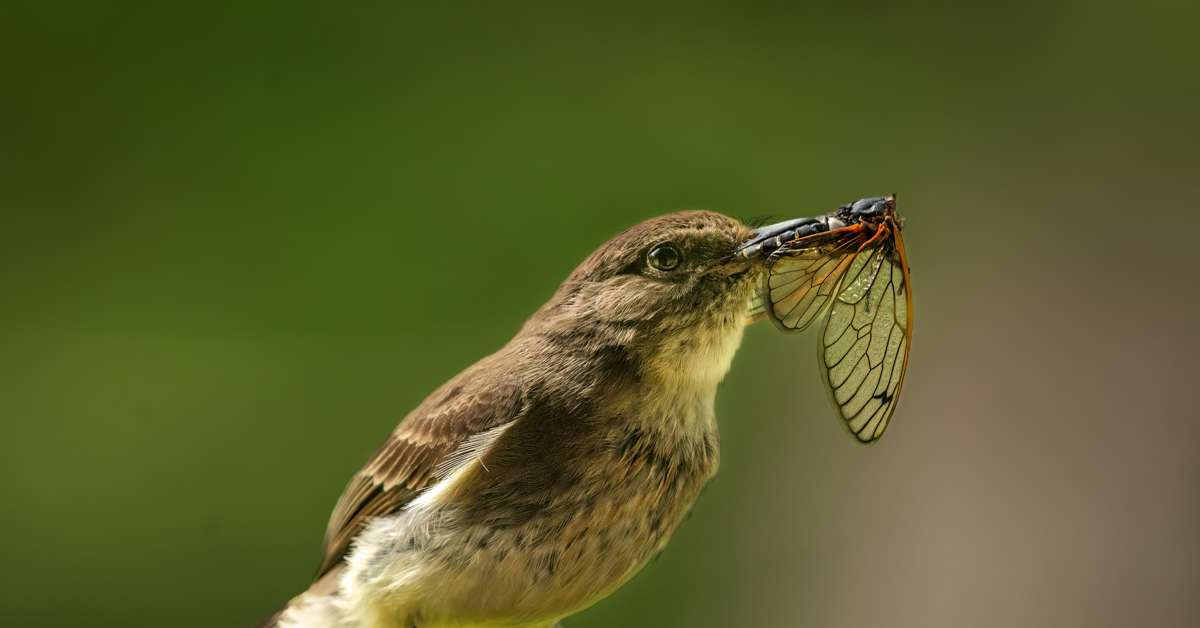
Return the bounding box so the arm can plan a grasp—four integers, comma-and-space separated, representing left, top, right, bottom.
747, 196, 913, 443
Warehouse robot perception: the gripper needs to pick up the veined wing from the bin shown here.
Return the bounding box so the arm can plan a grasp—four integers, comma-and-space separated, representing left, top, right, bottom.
819, 227, 912, 443
762, 231, 864, 332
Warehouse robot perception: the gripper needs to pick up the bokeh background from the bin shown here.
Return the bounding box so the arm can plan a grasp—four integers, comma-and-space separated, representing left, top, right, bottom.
3, 2, 1198, 627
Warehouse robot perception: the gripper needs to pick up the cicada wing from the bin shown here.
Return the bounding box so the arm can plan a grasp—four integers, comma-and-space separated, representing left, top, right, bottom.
762, 242, 856, 332
819, 231, 912, 443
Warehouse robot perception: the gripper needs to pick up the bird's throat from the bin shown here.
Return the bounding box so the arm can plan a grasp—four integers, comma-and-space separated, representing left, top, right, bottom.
625, 310, 747, 437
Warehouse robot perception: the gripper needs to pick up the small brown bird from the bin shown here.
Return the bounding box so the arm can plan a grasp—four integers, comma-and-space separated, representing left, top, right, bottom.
266, 202, 902, 628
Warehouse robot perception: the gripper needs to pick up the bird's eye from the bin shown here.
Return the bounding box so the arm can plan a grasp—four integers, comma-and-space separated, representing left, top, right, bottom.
647, 244, 682, 271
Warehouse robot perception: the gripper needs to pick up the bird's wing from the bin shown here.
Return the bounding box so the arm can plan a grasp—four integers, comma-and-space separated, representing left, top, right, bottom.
317, 358, 527, 577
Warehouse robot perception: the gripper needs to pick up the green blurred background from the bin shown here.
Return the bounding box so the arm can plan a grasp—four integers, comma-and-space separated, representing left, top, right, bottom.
3, 2, 1198, 627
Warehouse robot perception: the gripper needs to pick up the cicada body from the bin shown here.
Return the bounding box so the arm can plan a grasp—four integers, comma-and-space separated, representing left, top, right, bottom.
758, 196, 913, 443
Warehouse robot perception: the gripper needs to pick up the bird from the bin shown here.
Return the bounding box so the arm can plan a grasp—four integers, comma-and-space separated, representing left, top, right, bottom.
263, 208, 843, 628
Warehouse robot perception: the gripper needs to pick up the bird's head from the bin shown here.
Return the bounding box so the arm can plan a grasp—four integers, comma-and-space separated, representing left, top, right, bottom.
530, 210, 800, 388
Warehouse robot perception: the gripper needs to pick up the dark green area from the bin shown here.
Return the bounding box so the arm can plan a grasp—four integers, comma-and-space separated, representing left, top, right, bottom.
2, 2, 1198, 627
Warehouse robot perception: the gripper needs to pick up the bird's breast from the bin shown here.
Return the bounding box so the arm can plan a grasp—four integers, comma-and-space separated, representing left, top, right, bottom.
340, 327, 737, 626
352, 404, 721, 626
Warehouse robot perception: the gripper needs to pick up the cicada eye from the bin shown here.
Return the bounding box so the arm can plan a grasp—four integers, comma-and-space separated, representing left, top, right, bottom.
647, 244, 682, 271
850, 196, 888, 216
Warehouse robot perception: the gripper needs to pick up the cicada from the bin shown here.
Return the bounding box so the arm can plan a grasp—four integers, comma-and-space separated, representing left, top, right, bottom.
742, 196, 913, 443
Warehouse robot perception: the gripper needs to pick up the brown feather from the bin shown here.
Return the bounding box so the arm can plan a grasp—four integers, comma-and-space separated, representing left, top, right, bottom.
316, 354, 528, 577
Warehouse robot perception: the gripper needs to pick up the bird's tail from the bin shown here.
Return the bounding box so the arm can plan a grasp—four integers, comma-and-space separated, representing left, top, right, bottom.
254, 565, 345, 628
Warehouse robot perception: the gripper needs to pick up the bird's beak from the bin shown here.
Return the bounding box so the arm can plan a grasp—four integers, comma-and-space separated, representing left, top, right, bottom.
737, 216, 825, 262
